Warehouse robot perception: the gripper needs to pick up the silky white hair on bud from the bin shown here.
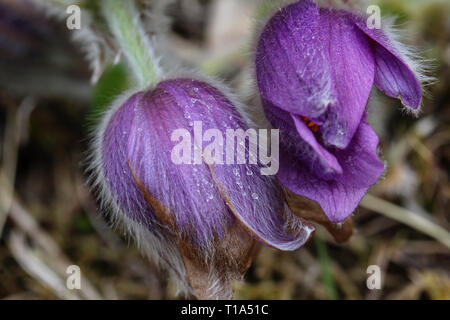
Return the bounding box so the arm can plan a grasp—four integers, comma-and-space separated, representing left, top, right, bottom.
86, 70, 267, 299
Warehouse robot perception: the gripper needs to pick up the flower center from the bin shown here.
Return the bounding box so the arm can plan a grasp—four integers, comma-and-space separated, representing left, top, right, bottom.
300, 116, 320, 133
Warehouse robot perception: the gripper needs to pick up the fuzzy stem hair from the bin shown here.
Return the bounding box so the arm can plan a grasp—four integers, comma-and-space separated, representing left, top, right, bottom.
101, 0, 162, 89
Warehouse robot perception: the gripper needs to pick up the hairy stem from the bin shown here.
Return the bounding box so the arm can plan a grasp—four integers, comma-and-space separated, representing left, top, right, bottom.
101, 0, 161, 88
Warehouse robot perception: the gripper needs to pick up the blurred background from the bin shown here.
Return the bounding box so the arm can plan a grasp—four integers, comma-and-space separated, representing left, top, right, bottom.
0, 0, 449, 300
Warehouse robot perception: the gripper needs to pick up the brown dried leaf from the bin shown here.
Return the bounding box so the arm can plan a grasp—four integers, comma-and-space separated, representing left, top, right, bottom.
283, 187, 353, 243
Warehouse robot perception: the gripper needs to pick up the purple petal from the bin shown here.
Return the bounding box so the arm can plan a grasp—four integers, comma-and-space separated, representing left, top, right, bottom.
102, 92, 157, 227
291, 114, 343, 178
264, 102, 342, 180
277, 115, 385, 222
256, 0, 332, 119
211, 162, 314, 251
317, 9, 375, 148
126, 79, 239, 244
352, 16, 422, 109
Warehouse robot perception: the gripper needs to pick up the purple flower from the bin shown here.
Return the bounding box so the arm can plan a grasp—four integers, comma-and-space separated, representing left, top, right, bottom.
255, 0, 425, 222
91, 78, 314, 298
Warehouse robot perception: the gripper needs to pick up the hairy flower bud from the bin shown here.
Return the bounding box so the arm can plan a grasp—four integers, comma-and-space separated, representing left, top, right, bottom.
90, 77, 314, 298
255, 0, 428, 222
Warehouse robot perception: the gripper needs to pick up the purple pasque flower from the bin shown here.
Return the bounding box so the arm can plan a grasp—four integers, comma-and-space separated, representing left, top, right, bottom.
91, 77, 314, 298
255, 0, 425, 222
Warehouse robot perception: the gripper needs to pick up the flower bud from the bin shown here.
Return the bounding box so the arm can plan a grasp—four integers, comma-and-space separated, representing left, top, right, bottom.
91, 77, 314, 298
255, 0, 427, 222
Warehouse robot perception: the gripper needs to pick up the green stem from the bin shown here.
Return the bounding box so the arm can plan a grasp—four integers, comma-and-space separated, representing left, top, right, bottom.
101, 0, 161, 89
